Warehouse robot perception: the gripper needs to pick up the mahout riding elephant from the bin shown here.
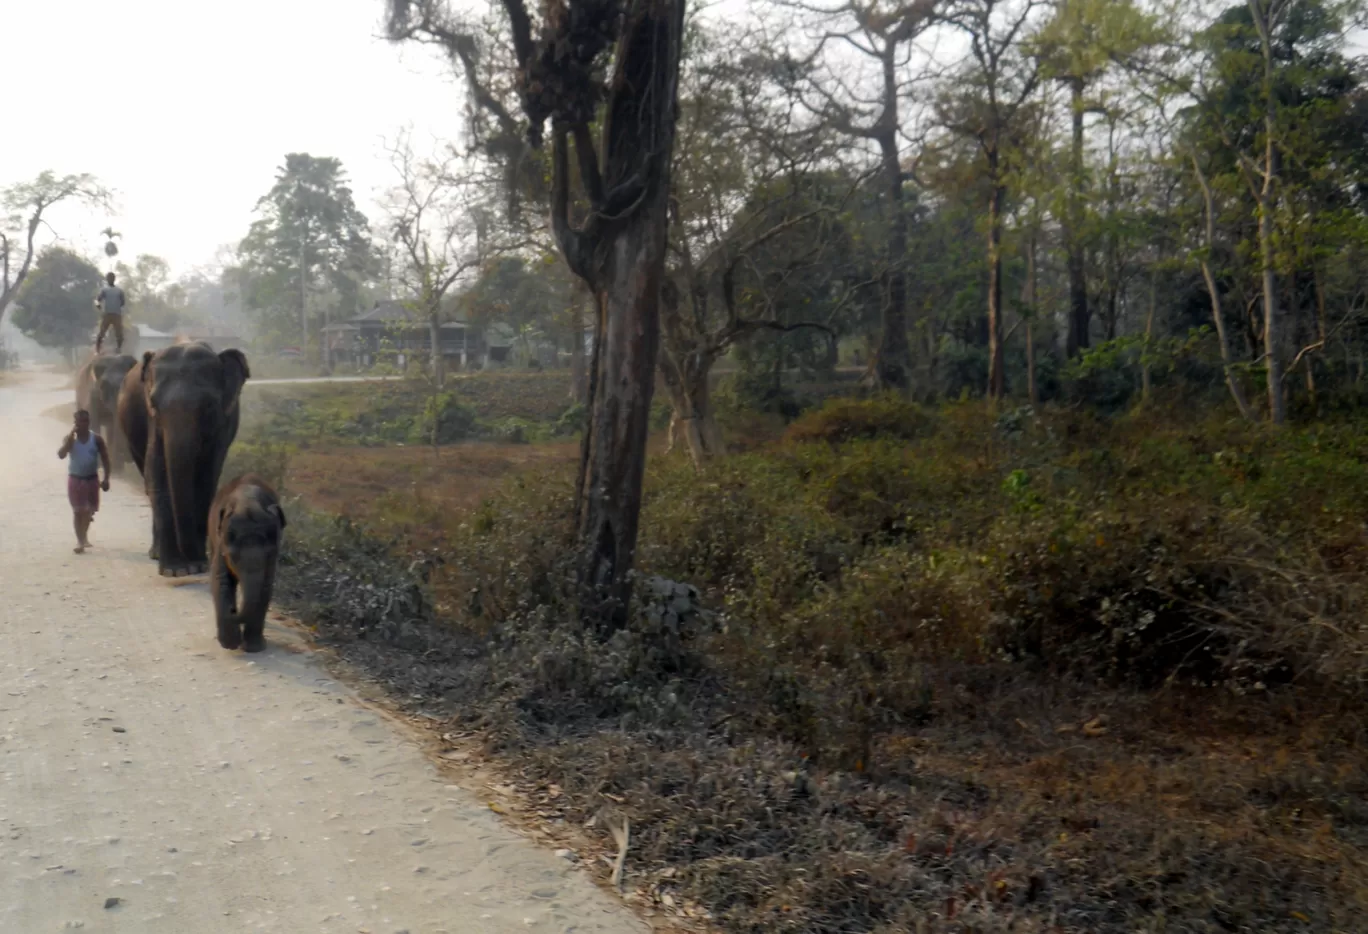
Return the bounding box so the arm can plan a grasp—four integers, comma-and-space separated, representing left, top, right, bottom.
76, 354, 138, 472
209, 474, 285, 652
118, 342, 250, 576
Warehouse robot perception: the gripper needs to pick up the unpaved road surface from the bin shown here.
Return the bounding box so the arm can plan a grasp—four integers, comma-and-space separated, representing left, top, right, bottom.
0, 373, 644, 934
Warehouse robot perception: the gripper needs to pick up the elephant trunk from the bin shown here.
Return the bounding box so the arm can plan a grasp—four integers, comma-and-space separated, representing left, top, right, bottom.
232, 552, 277, 630
162, 417, 209, 563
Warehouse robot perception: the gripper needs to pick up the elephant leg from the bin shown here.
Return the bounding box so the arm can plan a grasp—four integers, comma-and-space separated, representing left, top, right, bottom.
188, 456, 218, 573
242, 615, 267, 654
211, 555, 242, 650
147, 432, 187, 575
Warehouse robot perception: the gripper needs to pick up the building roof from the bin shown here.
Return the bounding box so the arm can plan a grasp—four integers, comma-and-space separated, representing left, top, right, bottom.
346, 299, 475, 328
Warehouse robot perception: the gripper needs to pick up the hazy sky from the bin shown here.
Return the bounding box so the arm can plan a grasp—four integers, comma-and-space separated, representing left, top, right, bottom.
2, 0, 467, 277
4, 1, 1362, 282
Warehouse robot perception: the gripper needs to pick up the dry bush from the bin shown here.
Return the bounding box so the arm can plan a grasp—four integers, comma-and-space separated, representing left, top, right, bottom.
267, 396, 1368, 933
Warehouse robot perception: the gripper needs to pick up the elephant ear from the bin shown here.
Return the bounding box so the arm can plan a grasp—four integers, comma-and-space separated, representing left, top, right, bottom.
140, 351, 156, 383
219, 350, 250, 412
267, 502, 287, 530
91, 358, 110, 381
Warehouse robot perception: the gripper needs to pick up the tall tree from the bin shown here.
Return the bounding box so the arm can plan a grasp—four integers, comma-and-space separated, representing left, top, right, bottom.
13, 247, 103, 362
938, 0, 1046, 399
1244, 0, 1288, 423
772, 0, 941, 392
1183, 0, 1363, 422
237, 154, 377, 355
660, 24, 849, 464
1, 172, 108, 329
388, 0, 687, 633
1033, 0, 1159, 357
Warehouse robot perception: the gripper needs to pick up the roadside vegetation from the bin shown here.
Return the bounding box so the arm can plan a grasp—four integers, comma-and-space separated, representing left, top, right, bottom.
222, 370, 1368, 934
8, 0, 1360, 928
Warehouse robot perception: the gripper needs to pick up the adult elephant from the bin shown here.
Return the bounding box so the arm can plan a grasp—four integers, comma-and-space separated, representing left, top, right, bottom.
118, 342, 250, 576
76, 354, 138, 472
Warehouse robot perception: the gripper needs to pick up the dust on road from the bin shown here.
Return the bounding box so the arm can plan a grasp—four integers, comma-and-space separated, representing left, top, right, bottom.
0, 372, 645, 934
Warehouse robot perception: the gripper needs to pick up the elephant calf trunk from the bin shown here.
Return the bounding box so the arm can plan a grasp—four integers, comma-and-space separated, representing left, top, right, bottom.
229, 558, 276, 654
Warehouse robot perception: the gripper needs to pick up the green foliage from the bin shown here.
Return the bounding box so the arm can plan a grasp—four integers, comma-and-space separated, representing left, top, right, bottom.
457, 255, 578, 356
113, 254, 205, 333
419, 392, 478, 444
441, 399, 1368, 768
236, 153, 379, 348
239, 372, 585, 449
13, 247, 102, 351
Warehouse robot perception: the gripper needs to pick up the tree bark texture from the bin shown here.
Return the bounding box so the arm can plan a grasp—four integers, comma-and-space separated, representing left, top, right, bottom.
1249, 0, 1284, 424
871, 125, 913, 391
1257, 183, 1284, 424
1023, 231, 1039, 408
569, 288, 588, 403
660, 348, 723, 466
548, 0, 686, 634
986, 175, 1005, 400
1191, 151, 1256, 421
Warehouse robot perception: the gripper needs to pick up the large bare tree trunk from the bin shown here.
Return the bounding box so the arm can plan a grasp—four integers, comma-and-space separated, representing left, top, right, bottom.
566, 0, 685, 634
578, 213, 667, 631
1065, 78, 1090, 357
387, 0, 684, 632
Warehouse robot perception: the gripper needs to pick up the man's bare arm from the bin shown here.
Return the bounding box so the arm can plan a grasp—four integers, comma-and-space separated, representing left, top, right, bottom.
96, 436, 112, 488
57, 432, 74, 459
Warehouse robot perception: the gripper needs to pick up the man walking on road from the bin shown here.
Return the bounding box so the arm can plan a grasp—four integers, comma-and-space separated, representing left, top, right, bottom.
58, 409, 111, 554
94, 271, 127, 353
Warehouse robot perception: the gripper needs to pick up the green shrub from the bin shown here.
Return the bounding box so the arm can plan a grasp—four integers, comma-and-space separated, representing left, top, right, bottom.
268, 399, 1368, 934
785, 395, 936, 444
417, 392, 478, 444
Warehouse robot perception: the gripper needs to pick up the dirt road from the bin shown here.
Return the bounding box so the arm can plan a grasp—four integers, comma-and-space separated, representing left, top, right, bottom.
0, 372, 644, 933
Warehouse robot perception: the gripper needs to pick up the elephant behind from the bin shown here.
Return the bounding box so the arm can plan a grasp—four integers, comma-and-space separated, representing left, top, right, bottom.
209, 474, 286, 653
77, 354, 138, 472
116, 357, 151, 480
124, 342, 250, 576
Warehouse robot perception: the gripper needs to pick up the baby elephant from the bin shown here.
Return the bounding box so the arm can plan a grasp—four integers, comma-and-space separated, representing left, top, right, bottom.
209, 474, 287, 652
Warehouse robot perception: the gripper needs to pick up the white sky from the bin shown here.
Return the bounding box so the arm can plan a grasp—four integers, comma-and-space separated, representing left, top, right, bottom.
2, 0, 468, 278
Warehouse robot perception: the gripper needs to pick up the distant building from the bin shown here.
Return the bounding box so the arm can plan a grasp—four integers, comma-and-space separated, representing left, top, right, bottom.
134, 325, 175, 353
79, 323, 242, 356
321, 300, 513, 370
